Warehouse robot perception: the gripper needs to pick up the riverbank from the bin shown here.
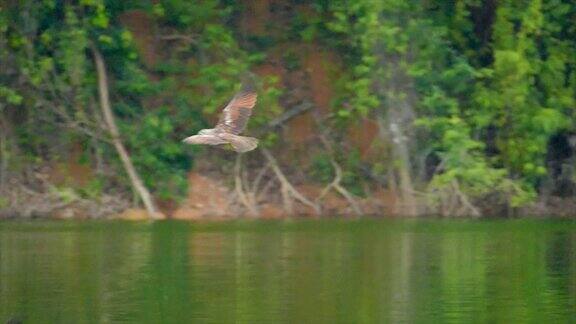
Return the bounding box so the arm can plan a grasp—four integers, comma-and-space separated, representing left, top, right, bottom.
2, 170, 576, 220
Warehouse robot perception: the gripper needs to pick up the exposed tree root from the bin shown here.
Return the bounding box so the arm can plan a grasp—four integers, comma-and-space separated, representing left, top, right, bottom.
315, 126, 363, 216
234, 154, 259, 217
316, 159, 363, 216
261, 148, 321, 215
429, 180, 481, 217
0, 175, 128, 219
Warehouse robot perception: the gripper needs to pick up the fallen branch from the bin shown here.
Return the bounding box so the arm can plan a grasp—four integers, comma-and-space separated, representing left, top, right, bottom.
92, 47, 161, 220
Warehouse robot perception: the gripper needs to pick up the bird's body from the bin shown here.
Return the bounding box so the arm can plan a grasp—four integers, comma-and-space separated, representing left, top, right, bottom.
183, 84, 259, 153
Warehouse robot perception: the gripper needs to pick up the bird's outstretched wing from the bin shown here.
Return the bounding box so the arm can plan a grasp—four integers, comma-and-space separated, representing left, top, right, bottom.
182, 135, 226, 145
215, 86, 257, 135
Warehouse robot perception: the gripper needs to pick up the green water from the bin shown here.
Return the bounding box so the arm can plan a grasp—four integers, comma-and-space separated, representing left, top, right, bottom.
0, 220, 575, 324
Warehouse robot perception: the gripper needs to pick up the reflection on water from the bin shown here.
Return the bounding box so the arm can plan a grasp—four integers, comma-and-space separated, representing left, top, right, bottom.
0, 220, 575, 323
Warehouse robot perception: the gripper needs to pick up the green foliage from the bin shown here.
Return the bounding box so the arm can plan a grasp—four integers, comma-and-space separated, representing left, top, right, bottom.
319, 0, 554, 207
0, 197, 8, 209
419, 116, 534, 205
78, 178, 106, 200
310, 153, 334, 184
471, 0, 575, 184
0, 87, 23, 105
49, 186, 79, 204
0, 0, 280, 205
120, 107, 191, 199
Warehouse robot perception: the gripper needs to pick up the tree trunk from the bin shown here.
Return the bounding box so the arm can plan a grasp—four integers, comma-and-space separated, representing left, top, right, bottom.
0, 115, 7, 193
375, 50, 419, 216
92, 47, 162, 220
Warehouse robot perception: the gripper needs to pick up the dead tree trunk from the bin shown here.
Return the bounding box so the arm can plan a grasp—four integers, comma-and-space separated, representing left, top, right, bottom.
92, 48, 161, 220
0, 114, 7, 193
374, 52, 419, 216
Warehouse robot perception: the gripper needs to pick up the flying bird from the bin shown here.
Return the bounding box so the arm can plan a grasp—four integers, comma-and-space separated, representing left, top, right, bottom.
183, 85, 259, 153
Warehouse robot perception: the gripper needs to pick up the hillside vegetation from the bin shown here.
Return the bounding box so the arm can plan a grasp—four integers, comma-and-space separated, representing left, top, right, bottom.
1, 0, 575, 218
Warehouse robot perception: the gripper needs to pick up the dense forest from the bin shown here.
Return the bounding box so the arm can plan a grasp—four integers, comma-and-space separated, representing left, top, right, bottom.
1, 0, 575, 219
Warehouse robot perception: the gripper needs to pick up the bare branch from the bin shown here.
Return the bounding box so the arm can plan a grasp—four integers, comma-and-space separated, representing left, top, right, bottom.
159, 34, 198, 43
266, 101, 313, 129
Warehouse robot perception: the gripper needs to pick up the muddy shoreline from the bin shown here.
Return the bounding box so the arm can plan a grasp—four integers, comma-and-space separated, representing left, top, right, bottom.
2, 171, 575, 220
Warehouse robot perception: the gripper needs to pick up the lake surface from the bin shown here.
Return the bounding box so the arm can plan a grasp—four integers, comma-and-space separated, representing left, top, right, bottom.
0, 219, 575, 323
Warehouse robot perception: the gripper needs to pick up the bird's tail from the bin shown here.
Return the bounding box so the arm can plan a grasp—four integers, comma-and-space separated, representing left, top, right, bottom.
226, 135, 259, 153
